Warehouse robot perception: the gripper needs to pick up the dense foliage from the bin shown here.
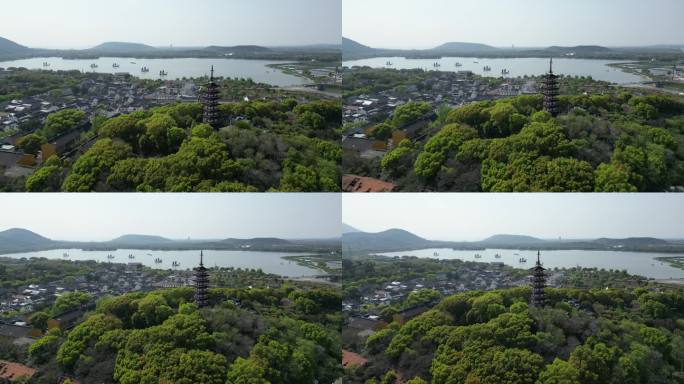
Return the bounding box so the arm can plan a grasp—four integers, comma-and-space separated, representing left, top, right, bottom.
24, 98, 341, 192
346, 285, 684, 384
354, 90, 684, 191
28, 285, 342, 384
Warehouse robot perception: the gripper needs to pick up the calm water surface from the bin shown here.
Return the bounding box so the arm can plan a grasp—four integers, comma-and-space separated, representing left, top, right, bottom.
343, 56, 645, 84
2, 248, 322, 277
0, 57, 310, 86
376, 248, 684, 279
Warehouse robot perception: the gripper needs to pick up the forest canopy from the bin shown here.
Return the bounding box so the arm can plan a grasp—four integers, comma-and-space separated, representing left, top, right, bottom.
27, 285, 342, 384
346, 285, 684, 384
353, 92, 684, 192
25, 98, 341, 192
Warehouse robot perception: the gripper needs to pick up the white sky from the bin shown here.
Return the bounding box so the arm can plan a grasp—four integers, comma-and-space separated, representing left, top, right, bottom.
0, 194, 341, 241
343, 194, 684, 241
0, 0, 341, 49
343, 0, 684, 49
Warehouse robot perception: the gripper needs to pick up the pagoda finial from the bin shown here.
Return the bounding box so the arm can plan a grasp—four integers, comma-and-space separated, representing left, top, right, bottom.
200, 250, 204, 266
210, 65, 214, 81
537, 250, 541, 265
549, 57, 553, 73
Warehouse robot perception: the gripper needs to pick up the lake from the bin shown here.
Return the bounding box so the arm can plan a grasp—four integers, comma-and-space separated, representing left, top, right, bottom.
0, 57, 310, 87
1, 248, 323, 277
375, 248, 684, 279
343, 57, 645, 84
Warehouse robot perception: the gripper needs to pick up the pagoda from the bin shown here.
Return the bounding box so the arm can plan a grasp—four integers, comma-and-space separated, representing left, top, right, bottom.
194, 250, 209, 308
202, 66, 220, 128
542, 58, 559, 116
530, 250, 546, 307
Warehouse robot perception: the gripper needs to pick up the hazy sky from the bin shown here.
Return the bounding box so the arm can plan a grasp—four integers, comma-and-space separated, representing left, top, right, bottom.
0, 194, 341, 241
0, 0, 341, 49
343, 0, 684, 49
343, 194, 684, 241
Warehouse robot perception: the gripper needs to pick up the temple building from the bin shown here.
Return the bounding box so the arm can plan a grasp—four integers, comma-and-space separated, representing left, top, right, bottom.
194, 250, 209, 308
201, 66, 220, 128
530, 250, 546, 307
541, 58, 559, 116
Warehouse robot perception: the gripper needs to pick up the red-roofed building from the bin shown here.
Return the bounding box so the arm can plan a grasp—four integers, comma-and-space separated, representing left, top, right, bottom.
342, 349, 368, 369
0, 360, 36, 381
342, 175, 396, 193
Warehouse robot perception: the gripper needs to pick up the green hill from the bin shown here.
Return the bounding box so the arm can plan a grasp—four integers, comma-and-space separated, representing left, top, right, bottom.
90, 41, 157, 52
0, 36, 30, 55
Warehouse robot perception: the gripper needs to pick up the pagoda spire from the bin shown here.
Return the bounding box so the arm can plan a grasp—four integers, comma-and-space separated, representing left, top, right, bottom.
541, 57, 559, 116
530, 250, 547, 307
201, 66, 220, 129
194, 250, 209, 308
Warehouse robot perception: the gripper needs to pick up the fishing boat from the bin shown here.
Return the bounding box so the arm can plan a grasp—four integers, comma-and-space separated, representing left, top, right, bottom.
474, 253, 482, 259
128, 254, 134, 259
433, 252, 440, 257
141, 67, 150, 73
159, 70, 168, 76
433, 62, 441, 68
107, 254, 115, 259
519, 257, 527, 263
172, 261, 180, 267
454, 62, 462, 67
483, 65, 491, 72
386, 61, 393, 66
62, 252, 69, 258
154, 257, 163, 264
494, 253, 501, 259
43, 62, 50, 67
90, 63, 98, 68
112, 63, 120, 68
501, 69, 509, 75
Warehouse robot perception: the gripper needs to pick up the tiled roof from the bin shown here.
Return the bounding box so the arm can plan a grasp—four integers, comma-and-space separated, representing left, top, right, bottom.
0, 360, 36, 380
342, 175, 396, 193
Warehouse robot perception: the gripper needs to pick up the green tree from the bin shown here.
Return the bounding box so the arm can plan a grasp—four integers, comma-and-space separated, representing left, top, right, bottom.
16, 133, 46, 155
369, 123, 395, 140
536, 358, 581, 384
392, 102, 432, 128
42, 109, 86, 139
28, 311, 50, 331
28, 333, 61, 364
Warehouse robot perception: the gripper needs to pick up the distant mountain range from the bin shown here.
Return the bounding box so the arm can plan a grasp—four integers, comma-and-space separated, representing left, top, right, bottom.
0, 37, 339, 61
342, 37, 684, 61
341, 225, 684, 253
0, 228, 338, 254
